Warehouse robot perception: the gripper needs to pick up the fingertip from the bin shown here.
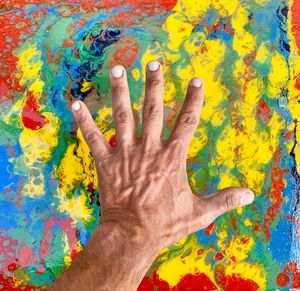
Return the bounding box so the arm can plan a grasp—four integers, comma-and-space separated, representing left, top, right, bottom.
147, 60, 161, 72
240, 190, 255, 206
71, 100, 81, 112
110, 65, 125, 79
190, 78, 203, 88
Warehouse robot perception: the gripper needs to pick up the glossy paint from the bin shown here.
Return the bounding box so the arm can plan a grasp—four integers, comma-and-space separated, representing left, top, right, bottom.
0, 0, 299, 289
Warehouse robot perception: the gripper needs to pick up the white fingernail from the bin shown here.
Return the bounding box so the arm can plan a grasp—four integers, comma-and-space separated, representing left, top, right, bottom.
240, 192, 255, 206
191, 78, 203, 88
72, 101, 81, 111
111, 65, 124, 78
148, 61, 160, 72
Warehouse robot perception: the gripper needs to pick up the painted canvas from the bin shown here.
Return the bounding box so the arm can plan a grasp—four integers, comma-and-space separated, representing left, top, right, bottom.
0, 0, 300, 289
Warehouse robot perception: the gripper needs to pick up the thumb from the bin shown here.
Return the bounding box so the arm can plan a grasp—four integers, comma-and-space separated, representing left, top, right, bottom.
200, 186, 255, 218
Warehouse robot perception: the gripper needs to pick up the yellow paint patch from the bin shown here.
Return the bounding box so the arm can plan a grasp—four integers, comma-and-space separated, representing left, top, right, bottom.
268, 51, 289, 98
81, 79, 94, 93
156, 235, 216, 287
131, 68, 140, 81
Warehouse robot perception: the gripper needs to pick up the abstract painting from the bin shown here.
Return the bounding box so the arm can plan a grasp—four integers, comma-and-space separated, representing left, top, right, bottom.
1, 0, 300, 289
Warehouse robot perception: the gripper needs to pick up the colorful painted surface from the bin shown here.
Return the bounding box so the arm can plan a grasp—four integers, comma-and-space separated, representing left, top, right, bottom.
0, 0, 300, 290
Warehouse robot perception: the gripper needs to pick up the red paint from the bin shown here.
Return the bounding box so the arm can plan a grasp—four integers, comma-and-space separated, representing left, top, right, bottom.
21, 91, 48, 130
215, 264, 259, 291
205, 222, 214, 236
292, 0, 300, 55
215, 252, 225, 260
110, 38, 140, 68
277, 262, 300, 288
256, 99, 271, 124
2, 0, 177, 10
0, 11, 34, 101
276, 272, 290, 287
262, 147, 288, 241
292, 0, 300, 91
109, 135, 117, 148
257, 99, 270, 115
138, 271, 217, 291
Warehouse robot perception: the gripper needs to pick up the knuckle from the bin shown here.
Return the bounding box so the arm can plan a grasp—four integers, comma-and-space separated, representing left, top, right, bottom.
143, 103, 161, 117
179, 112, 198, 127
187, 92, 202, 104
115, 110, 130, 123
76, 112, 88, 124
223, 195, 237, 210
147, 78, 162, 87
85, 130, 100, 145
112, 84, 127, 95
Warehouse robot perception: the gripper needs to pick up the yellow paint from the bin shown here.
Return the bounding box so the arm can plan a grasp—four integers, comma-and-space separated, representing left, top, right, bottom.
229, 235, 254, 261
268, 51, 289, 98
16, 45, 44, 91
17, 112, 60, 197
131, 68, 140, 81
187, 129, 208, 159
156, 235, 216, 287
81, 79, 94, 93
162, 12, 194, 52
57, 187, 94, 224
225, 261, 266, 289
256, 42, 270, 63
244, 218, 253, 227
231, 6, 257, 57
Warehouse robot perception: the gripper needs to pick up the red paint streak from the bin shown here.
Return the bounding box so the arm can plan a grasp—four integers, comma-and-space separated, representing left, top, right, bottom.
292, 0, 300, 55
215, 264, 259, 291
138, 271, 217, 291
205, 222, 214, 236
277, 262, 300, 288
21, 91, 48, 130
231, 215, 238, 232
292, 0, 300, 91
262, 147, 288, 241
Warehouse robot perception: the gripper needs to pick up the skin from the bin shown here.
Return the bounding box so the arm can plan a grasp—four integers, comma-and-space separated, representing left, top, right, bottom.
50, 61, 254, 291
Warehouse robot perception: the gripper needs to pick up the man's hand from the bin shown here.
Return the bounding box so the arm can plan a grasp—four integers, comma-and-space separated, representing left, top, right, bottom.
50, 61, 254, 291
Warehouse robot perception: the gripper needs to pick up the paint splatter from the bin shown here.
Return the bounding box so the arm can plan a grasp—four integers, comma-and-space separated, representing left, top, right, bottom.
0, 0, 300, 289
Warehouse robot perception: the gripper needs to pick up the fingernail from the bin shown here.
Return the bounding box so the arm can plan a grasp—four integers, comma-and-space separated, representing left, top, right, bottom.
72, 101, 81, 111
240, 192, 255, 206
191, 78, 203, 88
111, 65, 124, 78
148, 61, 160, 72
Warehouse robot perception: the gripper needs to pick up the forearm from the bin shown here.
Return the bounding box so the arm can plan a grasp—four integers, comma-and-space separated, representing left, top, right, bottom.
49, 223, 160, 291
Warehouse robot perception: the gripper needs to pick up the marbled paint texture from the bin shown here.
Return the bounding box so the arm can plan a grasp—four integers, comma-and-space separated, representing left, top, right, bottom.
0, 0, 300, 290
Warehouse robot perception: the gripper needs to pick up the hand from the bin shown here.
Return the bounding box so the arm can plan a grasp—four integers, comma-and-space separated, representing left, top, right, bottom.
71, 61, 254, 250
51, 61, 255, 291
